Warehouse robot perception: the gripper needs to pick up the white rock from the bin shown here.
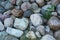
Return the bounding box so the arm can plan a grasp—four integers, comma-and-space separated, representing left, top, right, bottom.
30, 14, 43, 26
35, 31, 41, 38
4, 18, 13, 27
14, 17, 29, 30
41, 34, 56, 40
0, 21, 4, 31
36, 25, 45, 35
26, 31, 36, 39
51, 12, 57, 16
6, 27, 23, 37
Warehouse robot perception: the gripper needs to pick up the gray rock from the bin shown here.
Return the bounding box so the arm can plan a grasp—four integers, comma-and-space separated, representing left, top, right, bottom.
0, 21, 4, 31
4, 18, 13, 27
8, 0, 16, 4
56, 4, 60, 15
26, 31, 36, 40
5, 35, 18, 40
30, 14, 43, 26
35, 31, 41, 38
21, 2, 31, 12
41, 34, 56, 40
36, 25, 45, 35
0, 6, 5, 14
23, 9, 34, 17
14, 17, 29, 30
6, 27, 23, 37
51, 12, 57, 16
16, 0, 22, 5
36, 0, 44, 7
48, 16, 60, 30
54, 30, 60, 40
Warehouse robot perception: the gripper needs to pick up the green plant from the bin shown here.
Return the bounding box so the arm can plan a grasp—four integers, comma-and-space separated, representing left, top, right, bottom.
43, 4, 55, 20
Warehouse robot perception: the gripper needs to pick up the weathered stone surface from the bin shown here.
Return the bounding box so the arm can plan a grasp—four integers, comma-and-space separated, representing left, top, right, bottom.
48, 16, 60, 30
30, 14, 43, 26
6, 27, 23, 37
14, 17, 29, 30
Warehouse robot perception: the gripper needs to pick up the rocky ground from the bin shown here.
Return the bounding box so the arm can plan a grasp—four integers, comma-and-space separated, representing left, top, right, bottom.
0, 0, 60, 40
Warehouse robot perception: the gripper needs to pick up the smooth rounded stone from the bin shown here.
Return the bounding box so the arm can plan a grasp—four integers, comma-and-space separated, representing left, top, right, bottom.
22, 0, 29, 2
0, 31, 8, 40
16, 0, 22, 5
21, 2, 31, 12
36, 25, 45, 35
11, 9, 23, 17
30, 14, 43, 26
31, 3, 41, 13
51, 12, 57, 16
36, 0, 44, 7
56, 4, 60, 15
6, 27, 23, 37
51, 0, 59, 6
0, 21, 4, 31
5, 35, 18, 40
8, 0, 16, 4
26, 31, 36, 40
4, 18, 13, 27
14, 17, 29, 30
48, 16, 60, 30
35, 31, 41, 38
41, 34, 56, 40
54, 30, 60, 40
30, 0, 35, 2
41, 5, 53, 14
23, 9, 34, 17
5, 2, 13, 10
0, 6, 5, 14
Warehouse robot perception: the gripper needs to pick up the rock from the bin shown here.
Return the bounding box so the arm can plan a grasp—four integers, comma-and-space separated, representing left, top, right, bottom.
11, 9, 23, 17
0, 31, 8, 40
4, 2, 13, 9
56, 4, 60, 15
5, 35, 18, 40
23, 9, 34, 17
4, 18, 13, 27
26, 31, 36, 40
16, 0, 22, 5
14, 17, 29, 30
47, 1, 51, 5
10, 15, 16, 20
30, 14, 43, 26
0, 6, 5, 14
21, 2, 31, 12
51, 0, 59, 6
6, 27, 23, 37
45, 0, 50, 2
36, 0, 44, 7
36, 25, 45, 35
22, 0, 29, 2
41, 5, 54, 14
48, 16, 60, 30
51, 12, 57, 16
8, 0, 16, 4
41, 34, 56, 40
35, 31, 41, 38
54, 30, 60, 40
0, 21, 4, 31
31, 3, 41, 13
3, 10, 11, 15
30, 26, 36, 32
